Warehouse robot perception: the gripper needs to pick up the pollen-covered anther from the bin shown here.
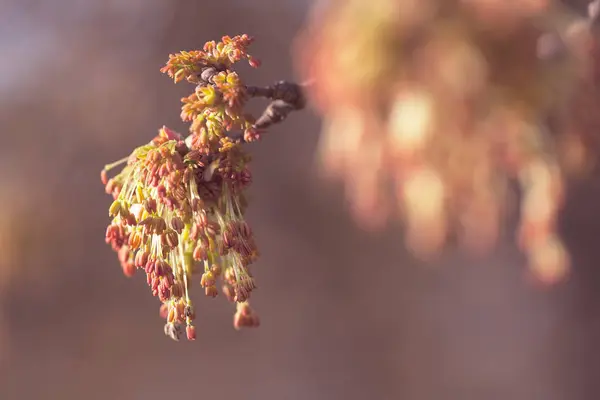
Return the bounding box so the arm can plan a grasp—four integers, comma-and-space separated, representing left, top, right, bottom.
171, 283, 184, 298
200, 271, 216, 288
167, 306, 176, 323
158, 283, 171, 301
238, 221, 252, 238
121, 260, 136, 277
157, 184, 167, 198
170, 217, 185, 234
138, 216, 156, 232
143, 198, 157, 214
105, 179, 115, 194
134, 250, 149, 267
159, 303, 169, 320
186, 325, 196, 341
198, 210, 209, 227
210, 264, 222, 276
108, 200, 123, 217
204, 221, 220, 237
100, 170, 108, 185
128, 231, 143, 250
153, 218, 167, 235
223, 267, 235, 284
161, 229, 179, 248
153, 259, 164, 276
174, 302, 186, 323
164, 269, 175, 287
151, 276, 160, 292
144, 259, 155, 274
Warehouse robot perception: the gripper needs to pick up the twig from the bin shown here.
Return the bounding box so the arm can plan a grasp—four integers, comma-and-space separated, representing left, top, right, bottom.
248, 81, 307, 130
184, 66, 311, 146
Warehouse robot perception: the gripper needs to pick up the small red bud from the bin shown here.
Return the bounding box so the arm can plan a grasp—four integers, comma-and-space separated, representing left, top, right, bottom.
159, 304, 169, 320
186, 325, 196, 341
100, 170, 108, 185
248, 57, 261, 68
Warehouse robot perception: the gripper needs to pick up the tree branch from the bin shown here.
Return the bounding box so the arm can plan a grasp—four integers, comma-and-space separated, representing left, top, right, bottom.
189, 65, 309, 144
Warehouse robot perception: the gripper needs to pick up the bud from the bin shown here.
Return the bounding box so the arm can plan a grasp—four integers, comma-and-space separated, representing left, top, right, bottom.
162, 229, 179, 249
171, 217, 185, 234
159, 304, 169, 320
171, 283, 183, 298
121, 261, 136, 278
144, 198, 157, 214
105, 179, 116, 195
158, 284, 171, 301
200, 271, 216, 288
248, 57, 261, 68
205, 221, 220, 237
186, 325, 196, 341
167, 307, 175, 323
155, 218, 167, 234
145, 259, 155, 274
154, 260, 165, 276
109, 200, 122, 217
128, 231, 142, 250
101, 170, 108, 185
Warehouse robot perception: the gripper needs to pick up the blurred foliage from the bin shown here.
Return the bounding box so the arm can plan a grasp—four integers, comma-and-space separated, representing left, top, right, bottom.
3, 1, 600, 399
297, 0, 600, 284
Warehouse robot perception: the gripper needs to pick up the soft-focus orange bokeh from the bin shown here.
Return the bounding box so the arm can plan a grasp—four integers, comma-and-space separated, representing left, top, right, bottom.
2, 1, 600, 400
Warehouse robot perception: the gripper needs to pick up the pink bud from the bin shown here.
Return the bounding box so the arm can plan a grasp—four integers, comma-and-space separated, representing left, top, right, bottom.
100, 170, 108, 185
248, 57, 261, 68
186, 325, 196, 341
122, 262, 136, 278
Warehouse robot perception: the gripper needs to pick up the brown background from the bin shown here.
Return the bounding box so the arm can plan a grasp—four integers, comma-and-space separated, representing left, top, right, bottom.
1, 1, 600, 399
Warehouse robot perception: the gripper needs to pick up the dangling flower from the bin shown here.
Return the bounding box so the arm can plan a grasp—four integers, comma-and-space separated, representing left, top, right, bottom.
102, 35, 263, 341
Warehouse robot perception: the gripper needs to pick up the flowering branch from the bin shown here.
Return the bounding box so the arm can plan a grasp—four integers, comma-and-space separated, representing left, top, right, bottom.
101, 35, 305, 341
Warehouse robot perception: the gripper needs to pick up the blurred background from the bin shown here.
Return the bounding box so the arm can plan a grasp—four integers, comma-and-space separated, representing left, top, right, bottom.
1, 0, 600, 399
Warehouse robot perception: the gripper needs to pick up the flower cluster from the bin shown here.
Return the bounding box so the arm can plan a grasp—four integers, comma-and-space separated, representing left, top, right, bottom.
161, 34, 260, 84
102, 35, 262, 341
297, 0, 600, 284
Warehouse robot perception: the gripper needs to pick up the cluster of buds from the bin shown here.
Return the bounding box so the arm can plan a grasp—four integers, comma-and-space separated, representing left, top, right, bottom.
102, 35, 264, 341
297, 0, 600, 284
